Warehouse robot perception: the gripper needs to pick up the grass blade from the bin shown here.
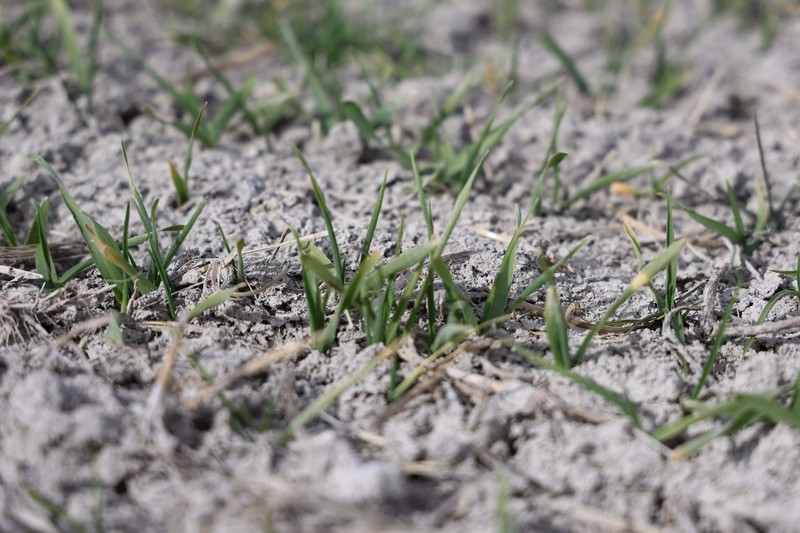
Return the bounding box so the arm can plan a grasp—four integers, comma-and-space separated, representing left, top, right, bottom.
562, 163, 656, 210
291, 144, 343, 283
542, 32, 592, 96
482, 208, 526, 326
574, 238, 686, 363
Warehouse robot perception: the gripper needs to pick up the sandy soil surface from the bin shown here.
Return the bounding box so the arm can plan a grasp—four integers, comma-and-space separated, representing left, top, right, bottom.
2, 1, 800, 531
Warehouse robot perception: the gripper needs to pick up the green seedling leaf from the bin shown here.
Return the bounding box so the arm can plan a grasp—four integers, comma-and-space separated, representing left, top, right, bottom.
513, 343, 640, 428
693, 284, 738, 398
754, 114, 778, 227
186, 285, 241, 322
435, 150, 490, 257
300, 248, 343, 292
679, 202, 744, 248
0, 176, 25, 246
28, 198, 57, 288
574, 238, 686, 363
623, 221, 665, 310
342, 101, 380, 142
542, 32, 592, 96
508, 237, 589, 312
171, 101, 207, 204
50, 0, 89, 91
361, 170, 387, 263
411, 151, 435, 239
544, 285, 571, 369
279, 18, 336, 123
281, 338, 404, 444
562, 162, 656, 210
744, 289, 800, 354
163, 197, 206, 266
653, 153, 706, 193
33, 153, 136, 304
382, 242, 438, 278
291, 144, 343, 283
482, 209, 526, 327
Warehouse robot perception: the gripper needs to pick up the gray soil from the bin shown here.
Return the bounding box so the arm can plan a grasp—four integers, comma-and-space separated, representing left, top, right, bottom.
2, 1, 800, 531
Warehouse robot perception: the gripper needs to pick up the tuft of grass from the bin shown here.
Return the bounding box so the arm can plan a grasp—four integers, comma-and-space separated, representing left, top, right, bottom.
122, 142, 206, 319
112, 35, 264, 147
34, 152, 144, 310
679, 117, 795, 257
33, 147, 205, 317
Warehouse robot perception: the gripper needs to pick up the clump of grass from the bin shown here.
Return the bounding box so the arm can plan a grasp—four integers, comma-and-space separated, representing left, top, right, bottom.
112, 36, 274, 148
34, 146, 205, 319
290, 144, 493, 353
623, 189, 685, 343
0, 2, 101, 109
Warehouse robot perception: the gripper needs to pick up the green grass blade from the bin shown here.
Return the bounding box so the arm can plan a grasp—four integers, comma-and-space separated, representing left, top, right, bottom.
562, 163, 656, 210
434, 150, 490, 258
508, 238, 589, 312
281, 339, 403, 444
361, 169, 388, 263
679, 202, 743, 246
542, 32, 592, 96
754, 114, 777, 225
726, 183, 746, 237
544, 285, 571, 369
411, 151, 435, 239
574, 239, 686, 363
693, 285, 738, 398
163, 197, 206, 266
382, 242, 438, 278
482, 210, 526, 326
744, 289, 800, 354
186, 285, 241, 322
50, 0, 88, 91
0, 176, 24, 246
513, 343, 640, 427
291, 144, 343, 282
278, 18, 335, 121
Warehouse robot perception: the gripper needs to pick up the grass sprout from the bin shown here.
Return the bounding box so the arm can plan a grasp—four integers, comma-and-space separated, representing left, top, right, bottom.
34, 153, 143, 310
169, 102, 206, 205
112, 35, 258, 147
216, 222, 246, 288
512, 342, 641, 428
122, 142, 206, 319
